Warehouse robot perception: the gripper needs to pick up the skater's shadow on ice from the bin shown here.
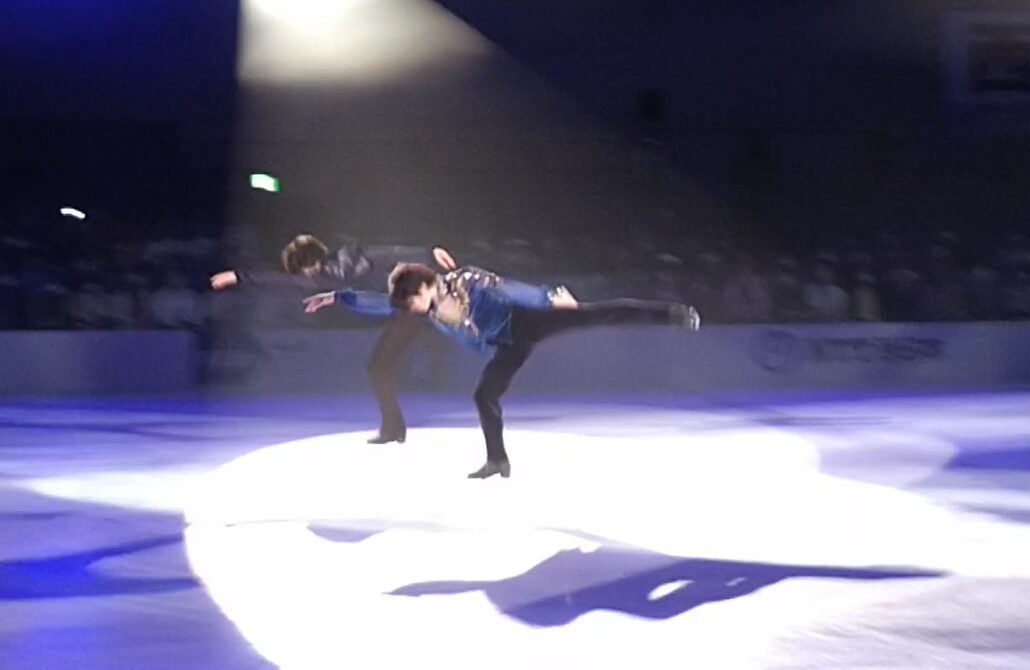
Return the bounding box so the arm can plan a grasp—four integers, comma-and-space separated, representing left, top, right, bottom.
926, 445, 1030, 525
389, 545, 943, 627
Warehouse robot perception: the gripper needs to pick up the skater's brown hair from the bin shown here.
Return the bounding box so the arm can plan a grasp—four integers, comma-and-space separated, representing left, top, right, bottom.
389, 263, 438, 308
281, 235, 329, 274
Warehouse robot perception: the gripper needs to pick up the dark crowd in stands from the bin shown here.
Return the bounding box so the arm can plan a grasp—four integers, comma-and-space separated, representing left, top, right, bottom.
2, 205, 1030, 331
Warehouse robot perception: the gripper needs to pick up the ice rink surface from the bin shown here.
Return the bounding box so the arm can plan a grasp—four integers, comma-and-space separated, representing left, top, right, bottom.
3, 390, 1030, 669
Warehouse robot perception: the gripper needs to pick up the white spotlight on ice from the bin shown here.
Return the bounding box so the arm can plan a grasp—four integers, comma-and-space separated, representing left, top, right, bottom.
60, 207, 86, 220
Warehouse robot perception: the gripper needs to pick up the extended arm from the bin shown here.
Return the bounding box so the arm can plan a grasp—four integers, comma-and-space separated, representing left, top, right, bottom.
210, 268, 341, 293
234, 268, 341, 291
302, 289, 396, 318
300, 245, 456, 317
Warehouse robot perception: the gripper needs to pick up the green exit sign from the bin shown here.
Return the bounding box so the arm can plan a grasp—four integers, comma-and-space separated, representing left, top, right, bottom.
250, 173, 280, 192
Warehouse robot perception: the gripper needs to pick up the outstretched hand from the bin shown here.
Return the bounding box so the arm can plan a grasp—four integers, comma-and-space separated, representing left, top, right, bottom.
433, 247, 457, 271
210, 271, 238, 290
303, 291, 336, 314
550, 286, 579, 309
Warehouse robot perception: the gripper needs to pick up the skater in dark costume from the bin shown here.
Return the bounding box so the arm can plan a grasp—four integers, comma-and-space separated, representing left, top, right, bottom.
299, 251, 581, 437
382, 262, 701, 479
211, 234, 456, 444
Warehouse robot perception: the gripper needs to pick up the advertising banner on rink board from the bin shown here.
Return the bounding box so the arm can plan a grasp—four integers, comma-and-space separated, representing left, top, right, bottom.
203, 326, 456, 394
2, 323, 1028, 396
203, 322, 1030, 395
0, 331, 200, 395
477, 322, 1030, 394
726, 323, 1030, 391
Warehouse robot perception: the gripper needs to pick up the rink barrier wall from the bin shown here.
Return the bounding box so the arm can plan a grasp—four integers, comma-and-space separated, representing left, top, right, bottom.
0, 330, 200, 395
1, 323, 1028, 395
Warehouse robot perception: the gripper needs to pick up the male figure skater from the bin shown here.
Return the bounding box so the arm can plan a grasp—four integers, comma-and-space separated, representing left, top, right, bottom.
376, 263, 700, 479
211, 234, 456, 444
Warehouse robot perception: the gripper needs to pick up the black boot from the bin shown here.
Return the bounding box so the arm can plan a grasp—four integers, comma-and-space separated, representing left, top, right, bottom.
367, 430, 406, 445
467, 459, 511, 479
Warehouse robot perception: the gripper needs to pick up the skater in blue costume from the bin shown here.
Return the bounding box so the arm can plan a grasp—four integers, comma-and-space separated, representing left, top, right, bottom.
381, 262, 701, 479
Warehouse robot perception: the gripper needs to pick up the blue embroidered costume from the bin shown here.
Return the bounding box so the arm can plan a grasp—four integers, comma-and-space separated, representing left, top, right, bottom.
335, 266, 559, 353
385, 263, 700, 480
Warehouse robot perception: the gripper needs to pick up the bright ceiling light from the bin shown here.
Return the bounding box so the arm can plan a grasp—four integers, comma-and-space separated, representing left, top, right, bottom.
250, 0, 356, 30
239, 0, 490, 84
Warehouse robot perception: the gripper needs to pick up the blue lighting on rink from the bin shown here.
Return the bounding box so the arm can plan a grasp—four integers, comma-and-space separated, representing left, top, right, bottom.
3, 391, 1030, 668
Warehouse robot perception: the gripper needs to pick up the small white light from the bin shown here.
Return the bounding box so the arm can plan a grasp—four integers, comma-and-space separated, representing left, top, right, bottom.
60, 207, 86, 220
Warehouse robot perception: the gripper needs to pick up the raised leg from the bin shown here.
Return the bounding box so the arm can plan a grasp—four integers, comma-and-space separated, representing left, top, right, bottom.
514, 299, 696, 344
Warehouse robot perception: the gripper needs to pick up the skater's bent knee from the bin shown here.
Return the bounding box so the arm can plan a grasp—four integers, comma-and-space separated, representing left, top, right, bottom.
367, 358, 391, 381
473, 385, 499, 407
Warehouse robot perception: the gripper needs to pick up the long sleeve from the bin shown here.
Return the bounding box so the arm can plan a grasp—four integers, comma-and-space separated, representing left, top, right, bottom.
235, 269, 335, 291
333, 289, 396, 318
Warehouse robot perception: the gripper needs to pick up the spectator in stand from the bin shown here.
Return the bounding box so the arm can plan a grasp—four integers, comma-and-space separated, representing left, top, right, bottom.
20, 255, 70, 329
1001, 265, 1030, 320
126, 272, 155, 328
804, 261, 849, 322
920, 247, 968, 321
768, 256, 805, 322
501, 237, 537, 277
469, 238, 500, 272
654, 267, 682, 302
103, 275, 138, 329
721, 253, 772, 323
0, 260, 22, 329
851, 271, 882, 322
69, 282, 109, 329
881, 254, 924, 321
684, 251, 723, 323
843, 249, 874, 285
967, 256, 1002, 321
876, 231, 903, 261
151, 271, 204, 330
1002, 233, 1030, 270
539, 236, 565, 273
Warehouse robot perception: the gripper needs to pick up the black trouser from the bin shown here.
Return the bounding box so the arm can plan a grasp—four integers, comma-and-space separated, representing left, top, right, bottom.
473, 300, 675, 463
367, 312, 425, 435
